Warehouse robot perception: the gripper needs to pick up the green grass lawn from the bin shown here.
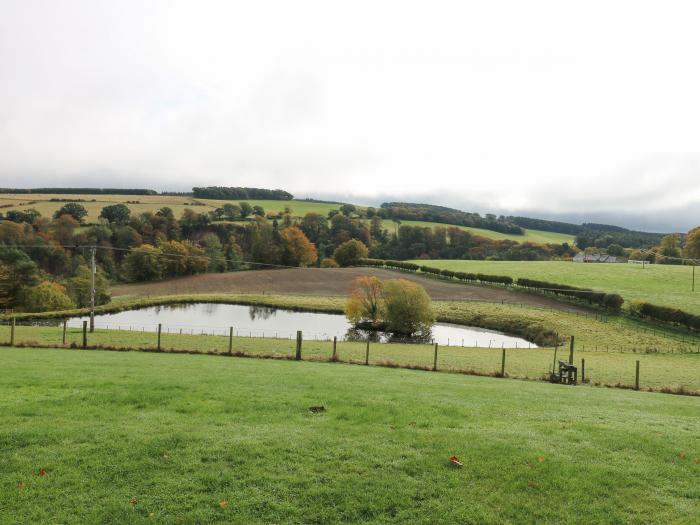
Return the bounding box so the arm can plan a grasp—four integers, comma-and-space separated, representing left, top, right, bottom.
1, 347, 698, 524
410, 260, 700, 315
382, 219, 574, 244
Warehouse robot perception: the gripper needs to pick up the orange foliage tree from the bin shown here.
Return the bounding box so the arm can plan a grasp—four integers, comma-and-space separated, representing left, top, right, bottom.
345, 276, 385, 327
280, 226, 318, 267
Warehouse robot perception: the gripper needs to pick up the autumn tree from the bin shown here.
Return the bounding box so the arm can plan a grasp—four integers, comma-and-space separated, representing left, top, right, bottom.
18, 281, 75, 312
685, 226, 700, 259
333, 239, 368, 267
657, 233, 682, 263
345, 276, 384, 327
382, 279, 434, 336
280, 226, 318, 267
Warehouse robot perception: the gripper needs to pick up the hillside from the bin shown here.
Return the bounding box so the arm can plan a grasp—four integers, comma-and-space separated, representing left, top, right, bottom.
2, 347, 698, 523
409, 260, 700, 315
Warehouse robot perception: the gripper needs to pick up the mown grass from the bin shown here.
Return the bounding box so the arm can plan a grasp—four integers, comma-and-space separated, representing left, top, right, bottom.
381, 219, 574, 244
3, 324, 700, 391
1, 347, 699, 524
410, 259, 700, 315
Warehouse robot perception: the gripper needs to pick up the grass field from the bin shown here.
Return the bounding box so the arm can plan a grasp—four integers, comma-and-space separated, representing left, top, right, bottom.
1, 193, 572, 244
410, 260, 700, 315
382, 219, 574, 244
1, 347, 698, 523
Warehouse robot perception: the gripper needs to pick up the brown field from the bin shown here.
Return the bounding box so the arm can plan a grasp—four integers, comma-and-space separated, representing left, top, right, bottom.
112, 267, 589, 312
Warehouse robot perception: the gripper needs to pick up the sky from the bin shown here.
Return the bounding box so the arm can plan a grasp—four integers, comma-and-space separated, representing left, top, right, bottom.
1, 1, 699, 232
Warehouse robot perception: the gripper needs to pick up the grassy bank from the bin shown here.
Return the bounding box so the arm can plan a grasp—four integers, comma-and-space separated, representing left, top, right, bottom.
1, 347, 698, 523
3, 324, 700, 391
410, 260, 700, 315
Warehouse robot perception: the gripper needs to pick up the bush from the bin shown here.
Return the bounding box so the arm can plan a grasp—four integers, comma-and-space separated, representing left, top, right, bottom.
333, 239, 369, 267
382, 279, 434, 336
629, 300, 700, 330
18, 281, 75, 312
516, 278, 624, 310
357, 258, 385, 267
320, 258, 339, 268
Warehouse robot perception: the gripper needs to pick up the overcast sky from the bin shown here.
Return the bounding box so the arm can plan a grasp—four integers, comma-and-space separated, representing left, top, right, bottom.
1, 1, 699, 231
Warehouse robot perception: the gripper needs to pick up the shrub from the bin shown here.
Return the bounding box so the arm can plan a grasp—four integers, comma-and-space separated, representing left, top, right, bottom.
320, 258, 339, 268
629, 301, 700, 330
18, 281, 75, 312
516, 278, 624, 310
382, 279, 434, 336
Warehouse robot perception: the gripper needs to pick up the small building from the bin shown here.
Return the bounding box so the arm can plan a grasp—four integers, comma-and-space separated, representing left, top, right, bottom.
573, 253, 618, 263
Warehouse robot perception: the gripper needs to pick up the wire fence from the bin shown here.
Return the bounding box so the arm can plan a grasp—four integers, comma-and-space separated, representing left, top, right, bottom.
1, 320, 699, 393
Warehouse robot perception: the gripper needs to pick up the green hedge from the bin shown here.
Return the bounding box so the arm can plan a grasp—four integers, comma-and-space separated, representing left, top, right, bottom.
516, 278, 624, 310
629, 301, 700, 331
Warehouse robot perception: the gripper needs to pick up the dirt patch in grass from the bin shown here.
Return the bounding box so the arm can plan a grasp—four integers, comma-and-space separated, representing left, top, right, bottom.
112, 267, 589, 313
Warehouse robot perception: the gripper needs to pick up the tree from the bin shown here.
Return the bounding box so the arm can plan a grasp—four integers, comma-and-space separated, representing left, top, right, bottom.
606, 243, 624, 256
239, 202, 253, 218
122, 244, 163, 281
300, 212, 329, 244
219, 203, 241, 220
99, 203, 131, 224
320, 258, 338, 268
345, 276, 384, 327
6, 209, 41, 224
66, 265, 111, 307
382, 279, 434, 336
18, 281, 75, 312
252, 205, 265, 217
280, 226, 317, 267
53, 203, 88, 223
658, 233, 681, 263
333, 239, 368, 267
0, 248, 40, 308
340, 204, 356, 217
685, 226, 700, 259
201, 234, 226, 272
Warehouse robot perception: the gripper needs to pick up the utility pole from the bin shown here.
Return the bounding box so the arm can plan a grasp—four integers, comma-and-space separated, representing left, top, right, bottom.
693, 264, 695, 292
90, 246, 96, 333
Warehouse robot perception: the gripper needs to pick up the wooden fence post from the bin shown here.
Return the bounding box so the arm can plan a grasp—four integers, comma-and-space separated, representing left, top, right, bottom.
433, 343, 438, 371
228, 327, 233, 355
10, 318, 16, 346
501, 347, 506, 377
581, 358, 585, 383
295, 331, 302, 360
365, 339, 370, 365
157, 323, 162, 351
62, 320, 67, 345
82, 321, 87, 349
569, 335, 575, 364
635, 360, 640, 390
332, 336, 337, 361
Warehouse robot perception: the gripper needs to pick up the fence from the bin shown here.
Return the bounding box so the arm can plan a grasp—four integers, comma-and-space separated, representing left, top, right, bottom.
1, 320, 698, 394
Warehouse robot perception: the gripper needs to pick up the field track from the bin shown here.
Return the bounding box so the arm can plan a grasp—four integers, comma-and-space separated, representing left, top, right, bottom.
113, 267, 589, 313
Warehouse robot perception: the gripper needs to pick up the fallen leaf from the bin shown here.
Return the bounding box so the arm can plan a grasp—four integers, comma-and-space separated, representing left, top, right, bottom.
148, 512, 155, 518
449, 455, 463, 467
162, 453, 170, 460
679, 452, 686, 460
537, 456, 545, 463
527, 480, 535, 488
130, 498, 138, 507
219, 500, 228, 509
693, 457, 699, 464
17, 481, 25, 490
38, 469, 46, 477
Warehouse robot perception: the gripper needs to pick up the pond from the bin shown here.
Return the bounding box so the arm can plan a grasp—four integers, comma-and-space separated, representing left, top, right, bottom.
67, 303, 537, 348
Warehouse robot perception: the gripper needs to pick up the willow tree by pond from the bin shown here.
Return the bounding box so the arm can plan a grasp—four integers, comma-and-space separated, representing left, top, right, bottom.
345, 276, 434, 337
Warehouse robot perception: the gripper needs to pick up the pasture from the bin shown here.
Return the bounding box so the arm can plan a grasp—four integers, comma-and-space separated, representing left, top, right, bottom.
381, 219, 574, 244
1, 347, 698, 524
410, 259, 700, 315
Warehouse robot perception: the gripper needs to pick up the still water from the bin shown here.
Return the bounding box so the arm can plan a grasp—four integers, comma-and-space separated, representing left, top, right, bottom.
68, 303, 536, 348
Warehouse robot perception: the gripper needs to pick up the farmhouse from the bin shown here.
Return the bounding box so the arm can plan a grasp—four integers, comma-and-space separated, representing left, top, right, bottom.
573, 253, 618, 263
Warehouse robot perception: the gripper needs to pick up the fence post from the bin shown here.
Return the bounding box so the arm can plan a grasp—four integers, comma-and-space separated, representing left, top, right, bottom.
569, 335, 575, 364
228, 327, 233, 355
62, 320, 67, 345
433, 343, 439, 371
82, 321, 87, 349
581, 358, 585, 383
501, 347, 506, 377
365, 339, 370, 365
332, 336, 337, 361
10, 318, 16, 346
157, 323, 162, 351
635, 360, 640, 390
295, 331, 302, 360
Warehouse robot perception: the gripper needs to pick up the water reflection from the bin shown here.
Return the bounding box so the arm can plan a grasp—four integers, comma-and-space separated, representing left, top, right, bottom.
64, 303, 537, 348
